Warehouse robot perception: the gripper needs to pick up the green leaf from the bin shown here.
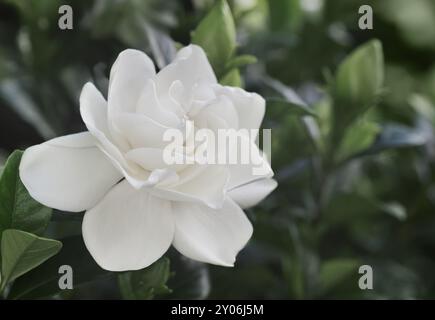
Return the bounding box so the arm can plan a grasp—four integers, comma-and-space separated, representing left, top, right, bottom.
319, 258, 360, 294
335, 120, 380, 163
225, 54, 257, 71
220, 68, 242, 87
192, 0, 236, 77
263, 76, 316, 116
1, 229, 62, 290
332, 40, 384, 132
118, 257, 171, 300
265, 76, 306, 104
8, 235, 108, 299
0, 150, 52, 237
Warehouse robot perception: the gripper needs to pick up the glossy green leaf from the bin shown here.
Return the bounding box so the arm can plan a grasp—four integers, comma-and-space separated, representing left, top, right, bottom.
332, 40, 384, 132
263, 76, 316, 116
0, 229, 61, 290
265, 77, 307, 105
192, 0, 236, 77
220, 68, 242, 87
335, 120, 380, 163
0, 150, 52, 237
118, 257, 171, 300
8, 235, 107, 299
225, 54, 257, 71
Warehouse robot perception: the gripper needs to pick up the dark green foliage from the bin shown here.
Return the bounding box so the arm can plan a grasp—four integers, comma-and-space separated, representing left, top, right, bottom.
1, 0, 435, 299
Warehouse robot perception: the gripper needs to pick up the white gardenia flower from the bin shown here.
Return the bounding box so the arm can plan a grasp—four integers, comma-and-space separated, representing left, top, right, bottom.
19, 45, 277, 271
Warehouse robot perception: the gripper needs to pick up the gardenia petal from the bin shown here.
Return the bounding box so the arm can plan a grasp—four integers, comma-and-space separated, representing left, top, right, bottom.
213, 85, 265, 137
108, 49, 156, 115
19, 132, 122, 212
82, 180, 175, 271
112, 113, 172, 149
228, 178, 278, 209
193, 95, 239, 130
80, 82, 150, 189
155, 45, 217, 100
150, 164, 229, 209
172, 197, 253, 266
125, 148, 188, 172
80, 81, 131, 157
80, 82, 111, 139
226, 136, 274, 189
193, 109, 230, 133
136, 80, 180, 128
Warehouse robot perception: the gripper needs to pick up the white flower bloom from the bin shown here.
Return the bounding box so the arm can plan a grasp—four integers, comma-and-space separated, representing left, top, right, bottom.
19, 45, 277, 271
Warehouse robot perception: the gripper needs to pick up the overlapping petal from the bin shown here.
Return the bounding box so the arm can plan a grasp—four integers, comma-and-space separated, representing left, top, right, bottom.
108, 49, 156, 115
19, 132, 122, 212
228, 178, 277, 209
136, 80, 181, 127
150, 164, 230, 209
155, 45, 217, 99
172, 197, 252, 266
213, 85, 265, 135
82, 180, 174, 271
80, 82, 150, 189
226, 135, 274, 189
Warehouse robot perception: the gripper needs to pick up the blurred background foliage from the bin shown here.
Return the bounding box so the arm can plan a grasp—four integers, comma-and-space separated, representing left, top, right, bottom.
1, 0, 435, 299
